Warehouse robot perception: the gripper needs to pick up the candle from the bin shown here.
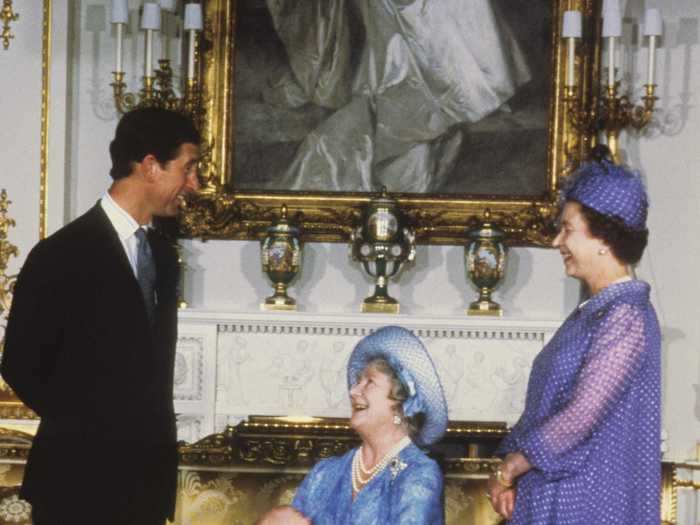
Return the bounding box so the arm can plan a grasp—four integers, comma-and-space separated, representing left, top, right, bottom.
141, 3, 161, 77
146, 29, 153, 77
562, 11, 582, 87
184, 4, 203, 80
602, 4, 621, 88
111, 0, 128, 73
187, 31, 196, 80
115, 23, 124, 73
111, 0, 128, 24
646, 35, 657, 85
607, 37, 616, 87
644, 9, 662, 85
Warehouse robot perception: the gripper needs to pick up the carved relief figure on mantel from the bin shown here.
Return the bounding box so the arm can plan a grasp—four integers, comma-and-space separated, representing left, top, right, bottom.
216, 324, 542, 424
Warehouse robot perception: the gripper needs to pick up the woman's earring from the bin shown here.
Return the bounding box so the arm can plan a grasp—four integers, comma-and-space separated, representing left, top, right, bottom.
598, 248, 608, 255
393, 415, 402, 425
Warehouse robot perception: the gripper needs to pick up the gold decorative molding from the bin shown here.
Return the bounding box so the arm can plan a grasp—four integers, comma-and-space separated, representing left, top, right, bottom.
0, 0, 18, 50
39, 0, 51, 240
0, 190, 18, 321
662, 461, 700, 525
179, 416, 507, 475
0, 191, 36, 420
0, 427, 31, 461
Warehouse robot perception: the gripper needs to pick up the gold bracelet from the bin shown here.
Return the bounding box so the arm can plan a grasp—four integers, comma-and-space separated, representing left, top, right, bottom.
495, 467, 514, 488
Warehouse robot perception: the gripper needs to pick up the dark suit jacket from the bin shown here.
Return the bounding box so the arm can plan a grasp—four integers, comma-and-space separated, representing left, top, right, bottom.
1, 203, 179, 523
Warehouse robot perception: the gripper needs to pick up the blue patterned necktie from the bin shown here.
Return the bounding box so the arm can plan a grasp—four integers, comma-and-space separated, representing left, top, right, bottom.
134, 228, 156, 322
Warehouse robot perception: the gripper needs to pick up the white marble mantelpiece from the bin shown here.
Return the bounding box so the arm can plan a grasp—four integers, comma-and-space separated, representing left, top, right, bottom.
173, 310, 561, 443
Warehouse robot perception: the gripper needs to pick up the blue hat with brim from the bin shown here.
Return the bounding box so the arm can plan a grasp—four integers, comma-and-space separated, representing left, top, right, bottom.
347, 326, 448, 446
563, 159, 649, 231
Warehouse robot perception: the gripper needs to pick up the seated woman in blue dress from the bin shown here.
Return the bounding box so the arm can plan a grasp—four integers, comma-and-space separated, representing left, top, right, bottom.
257, 325, 448, 525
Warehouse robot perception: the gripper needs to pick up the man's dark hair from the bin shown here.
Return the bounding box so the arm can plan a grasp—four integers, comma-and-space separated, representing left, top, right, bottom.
578, 202, 648, 265
109, 107, 201, 180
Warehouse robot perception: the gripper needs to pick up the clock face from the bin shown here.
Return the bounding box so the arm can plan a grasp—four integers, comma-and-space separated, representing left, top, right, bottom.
367, 208, 398, 242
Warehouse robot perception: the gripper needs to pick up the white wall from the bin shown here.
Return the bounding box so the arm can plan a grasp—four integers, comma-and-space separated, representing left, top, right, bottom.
0, 1, 697, 464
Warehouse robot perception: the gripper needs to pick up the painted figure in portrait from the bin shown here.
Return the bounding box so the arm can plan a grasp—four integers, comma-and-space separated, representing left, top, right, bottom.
234, 0, 550, 196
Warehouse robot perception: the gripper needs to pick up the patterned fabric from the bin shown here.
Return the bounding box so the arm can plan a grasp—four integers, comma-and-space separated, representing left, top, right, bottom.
135, 228, 156, 322
292, 443, 444, 524
497, 280, 661, 524
346, 326, 448, 446
563, 159, 648, 231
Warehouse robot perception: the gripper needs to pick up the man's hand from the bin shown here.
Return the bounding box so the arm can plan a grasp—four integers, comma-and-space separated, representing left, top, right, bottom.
256, 505, 311, 525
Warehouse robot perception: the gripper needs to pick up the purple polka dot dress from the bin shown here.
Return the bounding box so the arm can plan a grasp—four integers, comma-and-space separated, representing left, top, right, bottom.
497, 280, 661, 524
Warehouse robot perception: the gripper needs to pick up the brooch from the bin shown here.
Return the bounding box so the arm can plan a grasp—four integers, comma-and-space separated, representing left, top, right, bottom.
389, 457, 407, 480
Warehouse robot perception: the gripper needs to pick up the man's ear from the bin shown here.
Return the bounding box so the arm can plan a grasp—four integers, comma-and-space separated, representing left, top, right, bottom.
139, 154, 160, 182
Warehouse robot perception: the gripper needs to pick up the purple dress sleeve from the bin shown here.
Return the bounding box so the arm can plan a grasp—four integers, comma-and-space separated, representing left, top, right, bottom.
515, 303, 648, 479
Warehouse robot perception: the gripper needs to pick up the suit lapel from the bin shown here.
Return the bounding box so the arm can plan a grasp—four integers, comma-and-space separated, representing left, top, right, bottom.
87, 203, 155, 327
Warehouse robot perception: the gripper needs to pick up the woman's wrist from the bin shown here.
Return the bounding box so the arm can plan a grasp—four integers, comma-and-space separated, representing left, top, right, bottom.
502, 452, 532, 482
494, 466, 514, 488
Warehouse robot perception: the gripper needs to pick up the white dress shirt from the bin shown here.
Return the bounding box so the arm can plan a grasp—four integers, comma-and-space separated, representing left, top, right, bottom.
100, 192, 149, 277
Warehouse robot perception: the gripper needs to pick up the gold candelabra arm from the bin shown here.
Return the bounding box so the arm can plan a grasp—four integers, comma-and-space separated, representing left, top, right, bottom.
563, 86, 598, 136
154, 59, 179, 109
0, 0, 19, 51
599, 83, 658, 161
111, 64, 203, 121
111, 72, 139, 114
139, 75, 156, 106
629, 84, 658, 130
564, 81, 659, 163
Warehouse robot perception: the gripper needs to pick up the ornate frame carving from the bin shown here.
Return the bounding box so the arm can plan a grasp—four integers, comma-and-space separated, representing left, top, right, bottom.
179, 415, 507, 475
181, 0, 602, 246
0, 191, 35, 420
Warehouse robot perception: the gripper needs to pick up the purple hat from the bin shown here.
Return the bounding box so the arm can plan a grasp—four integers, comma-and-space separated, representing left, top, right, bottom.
563, 159, 648, 231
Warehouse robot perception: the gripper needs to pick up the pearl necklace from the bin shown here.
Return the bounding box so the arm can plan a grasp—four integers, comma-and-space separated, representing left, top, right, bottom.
352, 436, 411, 494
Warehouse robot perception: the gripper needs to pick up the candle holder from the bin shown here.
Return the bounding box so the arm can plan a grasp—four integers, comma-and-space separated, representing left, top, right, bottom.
110, 2, 204, 119
111, 61, 202, 117
560, 6, 662, 163
563, 83, 657, 163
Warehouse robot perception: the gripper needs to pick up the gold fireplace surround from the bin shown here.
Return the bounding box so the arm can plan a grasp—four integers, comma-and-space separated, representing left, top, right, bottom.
0, 417, 692, 524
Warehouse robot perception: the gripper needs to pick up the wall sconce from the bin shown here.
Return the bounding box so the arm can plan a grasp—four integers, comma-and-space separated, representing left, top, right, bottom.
1, 0, 19, 50
562, 2, 662, 162
110, 1, 203, 115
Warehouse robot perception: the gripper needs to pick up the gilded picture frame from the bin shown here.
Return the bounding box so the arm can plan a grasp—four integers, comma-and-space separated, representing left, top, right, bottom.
181, 0, 602, 246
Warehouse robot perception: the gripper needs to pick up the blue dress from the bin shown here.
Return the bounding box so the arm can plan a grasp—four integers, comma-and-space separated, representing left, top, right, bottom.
497, 280, 661, 524
292, 442, 444, 524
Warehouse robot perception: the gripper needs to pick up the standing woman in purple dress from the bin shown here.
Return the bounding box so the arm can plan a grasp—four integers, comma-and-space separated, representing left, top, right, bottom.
488, 150, 661, 524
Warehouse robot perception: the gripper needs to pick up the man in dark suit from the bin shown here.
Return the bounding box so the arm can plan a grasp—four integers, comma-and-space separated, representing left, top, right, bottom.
1, 107, 200, 524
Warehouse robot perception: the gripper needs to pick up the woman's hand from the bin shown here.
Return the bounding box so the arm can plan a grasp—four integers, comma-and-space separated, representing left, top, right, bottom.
255, 505, 311, 525
487, 451, 531, 521
487, 483, 516, 521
